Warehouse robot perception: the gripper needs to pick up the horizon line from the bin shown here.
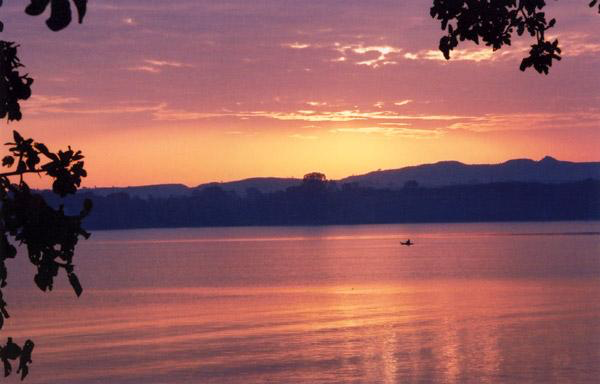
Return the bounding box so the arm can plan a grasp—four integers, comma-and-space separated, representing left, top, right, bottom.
75, 155, 600, 190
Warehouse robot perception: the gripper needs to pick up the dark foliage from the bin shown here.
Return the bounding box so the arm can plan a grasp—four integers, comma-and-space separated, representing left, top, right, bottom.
24, 0, 87, 31
0, 131, 91, 380
0, 0, 87, 32
0, 338, 33, 380
0, 0, 90, 380
0, 42, 33, 122
430, 1, 599, 74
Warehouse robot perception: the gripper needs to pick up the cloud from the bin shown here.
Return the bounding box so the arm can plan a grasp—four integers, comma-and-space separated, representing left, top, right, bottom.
549, 33, 600, 57
22, 95, 164, 116
244, 109, 469, 122
152, 105, 228, 121
404, 48, 499, 62
401, 32, 600, 63
394, 99, 413, 107
331, 127, 442, 138
446, 112, 600, 132
334, 43, 402, 68
400, 33, 600, 64
128, 65, 161, 74
128, 59, 192, 74
144, 59, 190, 68
122, 17, 137, 26
25, 97, 599, 137
379, 122, 411, 126
26, 95, 81, 106
22, 95, 81, 115
402, 43, 526, 63
306, 101, 328, 107
283, 42, 311, 49
149, 105, 472, 123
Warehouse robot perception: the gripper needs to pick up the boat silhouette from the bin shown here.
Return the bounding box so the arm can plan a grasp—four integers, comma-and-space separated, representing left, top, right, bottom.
400, 239, 414, 246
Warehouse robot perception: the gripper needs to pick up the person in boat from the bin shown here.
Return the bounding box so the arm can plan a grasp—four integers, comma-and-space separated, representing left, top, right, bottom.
401, 239, 413, 246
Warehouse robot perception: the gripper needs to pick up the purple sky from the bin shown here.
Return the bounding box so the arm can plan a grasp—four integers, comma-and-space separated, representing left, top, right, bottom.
1, 1, 599, 186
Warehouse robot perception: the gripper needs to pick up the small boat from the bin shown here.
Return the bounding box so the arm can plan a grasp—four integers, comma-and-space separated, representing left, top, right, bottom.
400, 239, 414, 246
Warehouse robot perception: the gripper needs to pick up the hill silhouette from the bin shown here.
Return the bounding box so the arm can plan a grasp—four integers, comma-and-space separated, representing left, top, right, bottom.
79, 157, 600, 199
341, 156, 600, 189
53, 156, 600, 230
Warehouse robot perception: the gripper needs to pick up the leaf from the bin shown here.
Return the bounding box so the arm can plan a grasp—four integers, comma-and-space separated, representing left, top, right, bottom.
73, 0, 87, 23
519, 57, 531, 72
0, 306, 8, 320
46, 0, 72, 31
2, 156, 14, 167
33, 273, 49, 292
18, 340, 34, 380
68, 272, 83, 297
24, 0, 50, 16
12, 131, 24, 144
34, 142, 59, 161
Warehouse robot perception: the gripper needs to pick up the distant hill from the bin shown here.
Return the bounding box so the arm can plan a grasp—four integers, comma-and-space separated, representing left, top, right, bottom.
194, 177, 301, 196
80, 184, 191, 199
340, 156, 600, 189
78, 157, 600, 199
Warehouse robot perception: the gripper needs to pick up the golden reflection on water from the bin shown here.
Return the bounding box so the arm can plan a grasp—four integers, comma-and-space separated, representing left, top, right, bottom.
4, 279, 599, 383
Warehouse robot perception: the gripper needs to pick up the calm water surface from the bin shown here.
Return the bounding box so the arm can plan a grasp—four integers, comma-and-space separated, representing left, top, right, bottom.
3, 222, 600, 383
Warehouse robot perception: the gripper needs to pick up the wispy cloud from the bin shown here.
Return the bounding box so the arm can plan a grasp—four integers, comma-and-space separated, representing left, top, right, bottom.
150, 106, 472, 123
331, 127, 442, 138
128, 65, 161, 74
26, 95, 81, 106
405, 48, 498, 62
23, 97, 600, 137
306, 101, 328, 107
283, 42, 311, 49
334, 43, 402, 68
22, 95, 81, 115
244, 109, 470, 122
152, 107, 225, 121
394, 99, 413, 107
549, 33, 600, 57
122, 17, 137, 26
128, 59, 193, 73
379, 122, 412, 126
144, 59, 190, 68
22, 95, 164, 116
446, 112, 600, 132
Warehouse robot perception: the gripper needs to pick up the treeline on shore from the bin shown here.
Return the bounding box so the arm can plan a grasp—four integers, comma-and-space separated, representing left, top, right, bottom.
44, 178, 600, 230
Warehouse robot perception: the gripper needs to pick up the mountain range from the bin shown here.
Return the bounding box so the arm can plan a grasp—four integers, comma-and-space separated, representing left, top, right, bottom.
81, 156, 600, 199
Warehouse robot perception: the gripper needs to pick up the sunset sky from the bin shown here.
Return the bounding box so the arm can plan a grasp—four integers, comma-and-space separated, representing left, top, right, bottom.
1, 1, 599, 187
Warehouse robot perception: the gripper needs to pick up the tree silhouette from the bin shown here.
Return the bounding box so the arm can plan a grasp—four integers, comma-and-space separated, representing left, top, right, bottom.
302, 172, 327, 186
431, 0, 600, 74
0, 0, 90, 380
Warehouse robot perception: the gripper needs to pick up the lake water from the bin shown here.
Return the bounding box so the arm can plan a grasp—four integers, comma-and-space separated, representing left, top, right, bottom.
3, 222, 600, 383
